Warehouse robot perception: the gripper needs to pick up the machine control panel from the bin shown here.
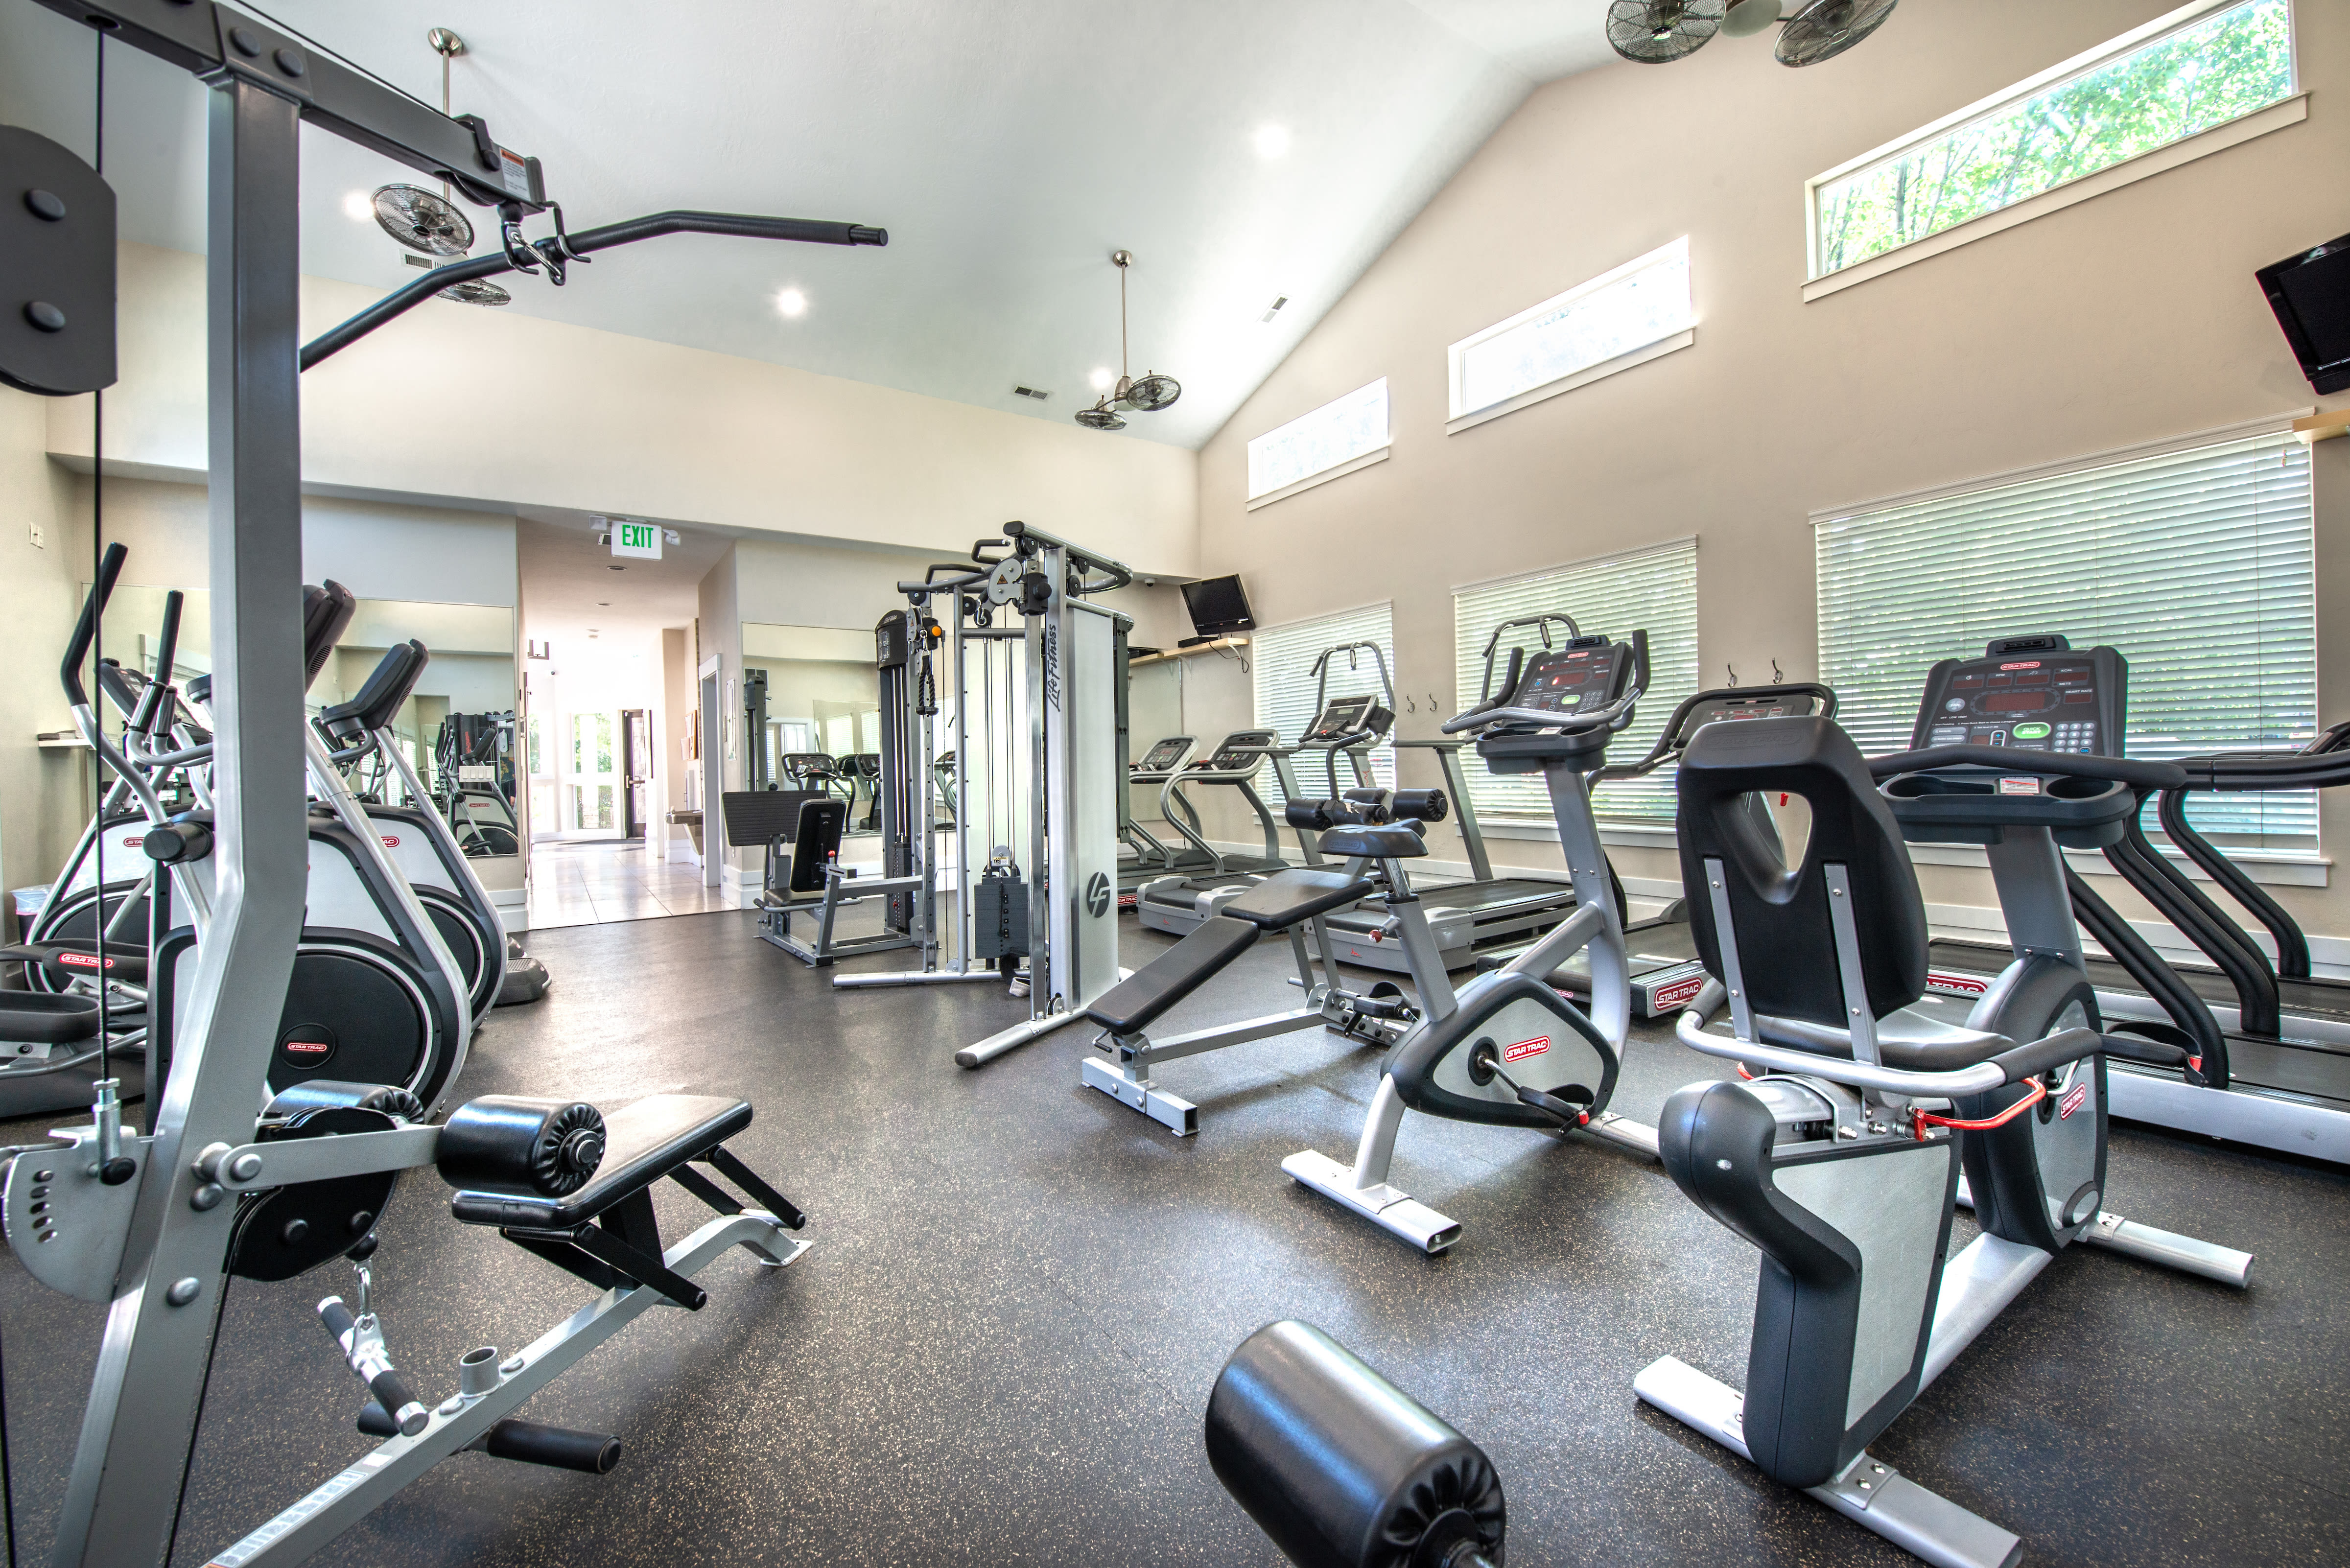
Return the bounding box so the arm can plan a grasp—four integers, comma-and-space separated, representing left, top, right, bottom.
1131, 737, 1194, 773
1188, 728, 1278, 772
1300, 694, 1396, 746
1907, 637, 2126, 757
1509, 638, 1631, 720
1672, 688, 1827, 744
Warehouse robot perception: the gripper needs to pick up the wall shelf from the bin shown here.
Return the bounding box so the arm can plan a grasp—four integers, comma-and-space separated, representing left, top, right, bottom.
1129, 636, 1248, 669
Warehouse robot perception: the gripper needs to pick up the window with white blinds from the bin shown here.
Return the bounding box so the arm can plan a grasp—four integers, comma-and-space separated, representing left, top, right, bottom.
1252, 603, 1397, 803
1817, 430, 2316, 845
1452, 541, 1699, 823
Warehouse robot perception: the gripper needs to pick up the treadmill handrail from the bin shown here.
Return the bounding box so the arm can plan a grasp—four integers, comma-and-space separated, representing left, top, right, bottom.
1869, 746, 2186, 791
1441, 629, 1650, 737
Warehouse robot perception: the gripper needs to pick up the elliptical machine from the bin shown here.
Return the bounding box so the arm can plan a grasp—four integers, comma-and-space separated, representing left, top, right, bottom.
1284, 617, 1659, 1253
1636, 666, 2251, 1567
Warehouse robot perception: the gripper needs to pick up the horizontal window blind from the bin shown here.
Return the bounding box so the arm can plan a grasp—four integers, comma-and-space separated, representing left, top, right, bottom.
1252, 604, 1396, 803
1818, 431, 2316, 844
1452, 541, 1699, 822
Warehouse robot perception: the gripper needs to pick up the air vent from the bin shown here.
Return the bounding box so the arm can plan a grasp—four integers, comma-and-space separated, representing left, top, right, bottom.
1261, 295, 1289, 324
1012, 385, 1050, 400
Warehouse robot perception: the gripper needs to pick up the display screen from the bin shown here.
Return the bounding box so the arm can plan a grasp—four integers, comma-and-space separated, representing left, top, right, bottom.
1981, 691, 2051, 713
1516, 648, 1617, 714
1181, 575, 1255, 637
1923, 653, 2104, 754
2260, 234, 2350, 395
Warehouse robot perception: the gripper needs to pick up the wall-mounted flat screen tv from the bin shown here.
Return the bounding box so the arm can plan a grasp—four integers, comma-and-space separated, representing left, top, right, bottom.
1181, 575, 1255, 640
2258, 233, 2350, 394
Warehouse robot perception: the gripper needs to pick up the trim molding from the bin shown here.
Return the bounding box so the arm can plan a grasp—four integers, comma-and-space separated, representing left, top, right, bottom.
1245, 447, 1390, 511
1445, 329, 1695, 437
1804, 94, 2308, 304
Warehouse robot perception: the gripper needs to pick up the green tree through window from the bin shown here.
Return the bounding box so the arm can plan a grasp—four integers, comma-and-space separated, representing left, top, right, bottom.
1815, 0, 2293, 277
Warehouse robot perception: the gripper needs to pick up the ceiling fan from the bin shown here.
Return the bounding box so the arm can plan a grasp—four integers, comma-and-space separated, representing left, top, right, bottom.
1075, 250, 1182, 432
1605, 0, 1900, 68
368, 27, 511, 306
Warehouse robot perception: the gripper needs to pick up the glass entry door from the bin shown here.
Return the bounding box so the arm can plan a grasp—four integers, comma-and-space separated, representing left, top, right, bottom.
565, 710, 620, 837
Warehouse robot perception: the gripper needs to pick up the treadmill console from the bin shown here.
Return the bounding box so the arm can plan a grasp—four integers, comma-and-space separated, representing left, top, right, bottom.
1132, 737, 1193, 773
1188, 729, 1278, 772
1908, 635, 2125, 757
1300, 694, 1396, 746
1507, 637, 1632, 721
1672, 688, 1826, 744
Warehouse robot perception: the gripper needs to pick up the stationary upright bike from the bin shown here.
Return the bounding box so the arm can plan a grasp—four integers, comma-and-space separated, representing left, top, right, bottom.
1285, 616, 1659, 1254
1637, 648, 2251, 1567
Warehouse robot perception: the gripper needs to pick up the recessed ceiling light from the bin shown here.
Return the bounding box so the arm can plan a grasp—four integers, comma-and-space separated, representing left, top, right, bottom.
1254, 125, 1291, 160
1089, 367, 1116, 393
776, 287, 808, 318
341, 189, 372, 221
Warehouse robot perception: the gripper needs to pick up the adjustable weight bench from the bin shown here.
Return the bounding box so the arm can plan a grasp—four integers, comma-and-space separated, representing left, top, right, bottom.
1081, 855, 1406, 1135
199, 1089, 809, 1565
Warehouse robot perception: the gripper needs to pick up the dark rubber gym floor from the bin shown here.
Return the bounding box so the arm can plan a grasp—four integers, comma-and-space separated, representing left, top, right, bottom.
2, 910, 2344, 1566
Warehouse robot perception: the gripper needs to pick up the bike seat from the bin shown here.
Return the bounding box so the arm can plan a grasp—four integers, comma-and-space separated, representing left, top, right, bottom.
0, 991, 101, 1045
1316, 823, 1426, 862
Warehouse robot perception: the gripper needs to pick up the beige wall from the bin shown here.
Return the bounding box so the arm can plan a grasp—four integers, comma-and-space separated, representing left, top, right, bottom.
1191, 0, 2350, 945
52, 243, 1200, 576
0, 390, 84, 919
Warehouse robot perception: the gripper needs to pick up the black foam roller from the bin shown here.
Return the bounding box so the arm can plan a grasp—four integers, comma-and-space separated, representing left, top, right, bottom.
434, 1096, 605, 1196
1390, 788, 1449, 823
265, 1080, 425, 1122
1206, 1321, 1504, 1568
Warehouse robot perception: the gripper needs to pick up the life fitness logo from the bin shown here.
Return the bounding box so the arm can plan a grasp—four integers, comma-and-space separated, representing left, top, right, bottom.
2058, 1082, 2090, 1120
1503, 1035, 1550, 1064
1652, 975, 1707, 1011
1083, 871, 1111, 919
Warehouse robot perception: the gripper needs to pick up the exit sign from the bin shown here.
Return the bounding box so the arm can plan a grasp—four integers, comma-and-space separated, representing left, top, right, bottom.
611, 520, 663, 560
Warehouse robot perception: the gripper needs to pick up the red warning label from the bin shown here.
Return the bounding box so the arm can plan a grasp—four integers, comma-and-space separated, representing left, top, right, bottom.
1503, 1036, 1550, 1063
2059, 1082, 2090, 1120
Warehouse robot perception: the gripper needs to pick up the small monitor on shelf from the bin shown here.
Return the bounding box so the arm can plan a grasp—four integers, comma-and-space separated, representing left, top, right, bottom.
1180, 575, 1255, 647
2258, 233, 2350, 394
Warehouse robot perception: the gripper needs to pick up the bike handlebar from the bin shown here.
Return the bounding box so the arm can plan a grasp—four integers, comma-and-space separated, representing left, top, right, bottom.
62, 542, 128, 709
1867, 745, 2186, 790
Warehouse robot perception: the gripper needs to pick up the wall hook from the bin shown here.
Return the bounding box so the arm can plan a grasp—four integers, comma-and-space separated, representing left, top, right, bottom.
1725, 663, 1738, 687
1770, 659, 1784, 683
1427, 692, 1438, 713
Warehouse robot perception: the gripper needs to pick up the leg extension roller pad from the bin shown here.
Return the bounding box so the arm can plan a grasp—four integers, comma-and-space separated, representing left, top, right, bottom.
1080, 1055, 1197, 1135
1208, 1321, 1504, 1568
1635, 1356, 2022, 1568
1282, 1150, 1461, 1255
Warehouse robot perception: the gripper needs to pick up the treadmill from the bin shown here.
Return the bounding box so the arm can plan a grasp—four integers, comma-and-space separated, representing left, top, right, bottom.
1493, 679, 1839, 1014
1913, 636, 2350, 1165
1117, 734, 1202, 891
1132, 727, 1333, 935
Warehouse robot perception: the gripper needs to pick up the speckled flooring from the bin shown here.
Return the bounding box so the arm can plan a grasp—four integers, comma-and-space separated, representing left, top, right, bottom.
0, 911, 2343, 1566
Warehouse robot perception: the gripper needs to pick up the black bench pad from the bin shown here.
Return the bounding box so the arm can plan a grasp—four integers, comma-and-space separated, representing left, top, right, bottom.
1221, 869, 1377, 930
450, 1094, 752, 1229
0, 991, 100, 1045
1317, 824, 1427, 862
1086, 916, 1261, 1036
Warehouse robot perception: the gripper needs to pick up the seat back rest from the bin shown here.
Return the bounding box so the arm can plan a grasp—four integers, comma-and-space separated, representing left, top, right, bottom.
1222, 867, 1380, 930
1316, 822, 1426, 863
323, 640, 430, 733
787, 798, 849, 893
1678, 716, 1927, 1028
302, 580, 359, 687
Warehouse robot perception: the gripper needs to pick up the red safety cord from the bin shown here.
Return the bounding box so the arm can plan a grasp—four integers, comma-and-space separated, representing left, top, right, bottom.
1910, 1078, 2046, 1139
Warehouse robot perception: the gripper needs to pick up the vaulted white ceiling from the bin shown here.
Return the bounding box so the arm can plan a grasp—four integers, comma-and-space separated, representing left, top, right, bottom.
0, 0, 1626, 449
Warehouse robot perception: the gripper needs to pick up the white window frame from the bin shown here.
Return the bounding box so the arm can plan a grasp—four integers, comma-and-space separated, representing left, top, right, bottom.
1446, 237, 1695, 435
1452, 539, 1700, 826
1813, 413, 2324, 884
1246, 378, 1391, 510
1805, 0, 2304, 302
1250, 602, 1398, 802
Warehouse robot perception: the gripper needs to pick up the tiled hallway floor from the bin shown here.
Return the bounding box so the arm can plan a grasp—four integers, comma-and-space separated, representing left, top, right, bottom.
526, 837, 736, 928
